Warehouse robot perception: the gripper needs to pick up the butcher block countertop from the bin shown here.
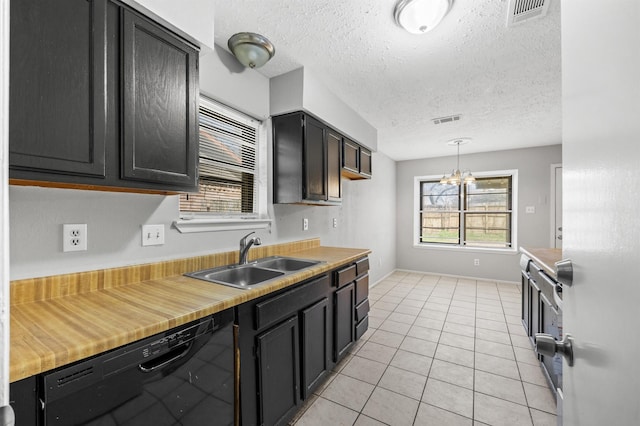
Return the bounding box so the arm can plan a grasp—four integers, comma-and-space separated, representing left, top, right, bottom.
10, 238, 370, 382
520, 247, 562, 279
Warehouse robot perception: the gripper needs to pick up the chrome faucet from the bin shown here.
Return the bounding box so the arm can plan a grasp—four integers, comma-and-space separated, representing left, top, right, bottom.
239, 231, 262, 265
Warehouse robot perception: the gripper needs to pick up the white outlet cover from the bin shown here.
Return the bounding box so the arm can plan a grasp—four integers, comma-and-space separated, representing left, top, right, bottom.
303, 218, 309, 231
63, 224, 87, 252
142, 224, 165, 246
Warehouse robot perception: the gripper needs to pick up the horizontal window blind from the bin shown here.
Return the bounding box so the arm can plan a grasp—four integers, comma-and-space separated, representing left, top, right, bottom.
180, 97, 259, 215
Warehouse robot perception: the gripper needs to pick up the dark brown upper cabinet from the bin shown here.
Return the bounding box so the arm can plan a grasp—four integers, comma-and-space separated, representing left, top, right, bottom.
341, 138, 372, 180
9, 0, 199, 193
120, 9, 198, 187
9, 0, 108, 179
273, 112, 341, 205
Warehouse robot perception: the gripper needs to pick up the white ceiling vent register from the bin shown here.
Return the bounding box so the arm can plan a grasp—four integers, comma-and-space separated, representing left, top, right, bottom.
506, 0, 550, 27
432, 114, 461, 125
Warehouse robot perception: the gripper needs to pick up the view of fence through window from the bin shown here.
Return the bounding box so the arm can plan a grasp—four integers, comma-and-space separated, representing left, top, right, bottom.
419, 176, 512, 248
180, 97, 258, 215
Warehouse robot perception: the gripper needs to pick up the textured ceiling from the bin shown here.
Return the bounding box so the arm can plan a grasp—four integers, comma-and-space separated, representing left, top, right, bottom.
213, 0, 561, 161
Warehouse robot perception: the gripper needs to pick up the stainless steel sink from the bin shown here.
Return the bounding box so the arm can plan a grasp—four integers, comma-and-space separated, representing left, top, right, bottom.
254, 256, 320, 272
185, 256, 323, 290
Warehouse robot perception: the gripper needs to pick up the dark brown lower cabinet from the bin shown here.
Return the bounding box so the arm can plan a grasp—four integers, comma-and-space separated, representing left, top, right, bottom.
238, 257, 370, 426
301, 297, 330, 399
334, 283, 355, 361
257, 316, 301, 426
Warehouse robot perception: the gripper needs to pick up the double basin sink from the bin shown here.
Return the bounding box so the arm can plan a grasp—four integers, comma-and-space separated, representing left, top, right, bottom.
185, 256, 324, 290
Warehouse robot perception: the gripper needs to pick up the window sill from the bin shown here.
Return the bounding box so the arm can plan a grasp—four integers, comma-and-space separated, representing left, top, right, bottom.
174, 218, 272, 233
412, 243, 518, 255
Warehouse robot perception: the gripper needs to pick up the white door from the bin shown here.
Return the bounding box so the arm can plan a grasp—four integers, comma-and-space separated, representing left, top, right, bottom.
0, 0, 11, 413
562, 1, 640, 425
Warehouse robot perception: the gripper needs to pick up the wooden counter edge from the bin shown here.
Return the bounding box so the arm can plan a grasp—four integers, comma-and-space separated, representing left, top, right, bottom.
10, 245, 371, 382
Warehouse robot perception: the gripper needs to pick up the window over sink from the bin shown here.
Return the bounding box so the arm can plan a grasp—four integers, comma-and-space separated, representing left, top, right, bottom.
174, 96, 270, 233
414, 170, 517, 251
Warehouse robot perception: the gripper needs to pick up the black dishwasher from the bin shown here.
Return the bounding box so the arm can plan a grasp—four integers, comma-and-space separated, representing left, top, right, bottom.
40, 309, 234, 426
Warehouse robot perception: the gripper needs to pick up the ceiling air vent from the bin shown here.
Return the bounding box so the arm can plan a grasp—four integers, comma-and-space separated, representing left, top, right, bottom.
432, 114, 461, 125
507, 0, 550, 27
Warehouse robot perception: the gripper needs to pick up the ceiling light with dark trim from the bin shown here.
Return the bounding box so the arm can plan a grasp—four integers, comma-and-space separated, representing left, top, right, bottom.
228, 32, 275, 69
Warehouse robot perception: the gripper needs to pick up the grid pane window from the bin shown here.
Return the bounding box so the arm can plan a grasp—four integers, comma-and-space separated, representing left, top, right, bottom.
417, 174, 514, 249
180, 97, 259, 215
419, 182, 460, 244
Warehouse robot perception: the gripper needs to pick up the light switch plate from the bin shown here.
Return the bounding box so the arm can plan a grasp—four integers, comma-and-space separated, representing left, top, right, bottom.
142, 224, 165, 246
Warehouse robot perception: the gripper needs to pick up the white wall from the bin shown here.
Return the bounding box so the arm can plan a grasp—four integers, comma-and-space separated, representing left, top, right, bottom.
8, 49, 397, 285
199, 46, 270, 120
396, 145, 562, 282
270, 68, 378, 151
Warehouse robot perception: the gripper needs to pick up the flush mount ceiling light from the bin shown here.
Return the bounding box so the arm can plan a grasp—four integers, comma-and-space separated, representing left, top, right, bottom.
227, 32, 275, 69
394, 0, 452, 34
440, 138, 476, 185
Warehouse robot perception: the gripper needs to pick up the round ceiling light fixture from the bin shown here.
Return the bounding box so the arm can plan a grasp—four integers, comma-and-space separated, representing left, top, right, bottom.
227, 32, 275, 69
394, 0, 452, 34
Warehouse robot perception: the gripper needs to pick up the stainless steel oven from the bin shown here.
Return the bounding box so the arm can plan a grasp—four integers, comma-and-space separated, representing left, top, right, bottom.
40, 309, 234, 426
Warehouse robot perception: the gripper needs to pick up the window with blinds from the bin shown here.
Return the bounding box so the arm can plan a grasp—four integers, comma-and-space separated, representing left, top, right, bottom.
180, 97, 260, 216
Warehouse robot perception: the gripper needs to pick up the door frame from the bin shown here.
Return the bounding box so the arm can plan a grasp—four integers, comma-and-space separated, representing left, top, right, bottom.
0, 0, 10, 408
549, 163, 562, 248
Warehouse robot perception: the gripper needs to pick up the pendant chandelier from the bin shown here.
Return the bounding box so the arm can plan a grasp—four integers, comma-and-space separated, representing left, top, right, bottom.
440, 138, 475, 185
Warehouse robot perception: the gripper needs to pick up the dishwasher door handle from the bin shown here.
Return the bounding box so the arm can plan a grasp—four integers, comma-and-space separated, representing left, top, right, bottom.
138, 342, 193, 373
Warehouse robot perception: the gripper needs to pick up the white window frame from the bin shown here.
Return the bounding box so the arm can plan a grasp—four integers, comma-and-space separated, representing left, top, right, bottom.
173, 98, 270, 233
413, 169, 518, 253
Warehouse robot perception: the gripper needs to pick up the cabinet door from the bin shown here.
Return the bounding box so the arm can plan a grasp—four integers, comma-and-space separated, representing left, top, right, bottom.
342, 139, 360, 174
360, 147, 372, 177
9, 0, 108, 177
521, 271, 530, 334
334, 283, 355, 361
301, 298, 330, 399
529, 278, 541, 346
257, 316, 300, 426
303, 116, 327, 201
326, 130, 342, 202
121, 9, 198, 188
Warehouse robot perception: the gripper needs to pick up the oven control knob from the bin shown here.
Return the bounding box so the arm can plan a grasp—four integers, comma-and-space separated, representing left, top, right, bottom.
535, 333, 574, 367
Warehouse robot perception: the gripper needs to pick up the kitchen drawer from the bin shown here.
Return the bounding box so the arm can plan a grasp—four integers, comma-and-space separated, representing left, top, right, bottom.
355, 257, 370, 276
254, 275, 330, 330
335, 265, 356, 288
355, 274, 369, 305
355, 316, 369, 340
355, 299, 369, 322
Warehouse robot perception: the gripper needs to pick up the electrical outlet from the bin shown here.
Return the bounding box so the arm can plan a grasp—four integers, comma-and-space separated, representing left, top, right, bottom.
474, 258, 480, 266
303, 218, 309, 231
142, 224, 165, 246
526, 206, 536, 214
63, 224, 87, 252
333, 218, 338, 228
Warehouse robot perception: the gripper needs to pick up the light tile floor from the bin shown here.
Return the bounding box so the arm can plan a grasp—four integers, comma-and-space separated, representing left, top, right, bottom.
291, 271, 557, 426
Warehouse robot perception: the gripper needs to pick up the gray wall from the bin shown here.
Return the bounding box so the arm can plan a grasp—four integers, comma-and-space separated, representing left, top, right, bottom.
9, 48, 397, 285
395, 144, 562, 282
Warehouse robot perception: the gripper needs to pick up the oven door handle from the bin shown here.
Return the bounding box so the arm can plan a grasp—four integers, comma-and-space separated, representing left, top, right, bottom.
138, 342, 193, 373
